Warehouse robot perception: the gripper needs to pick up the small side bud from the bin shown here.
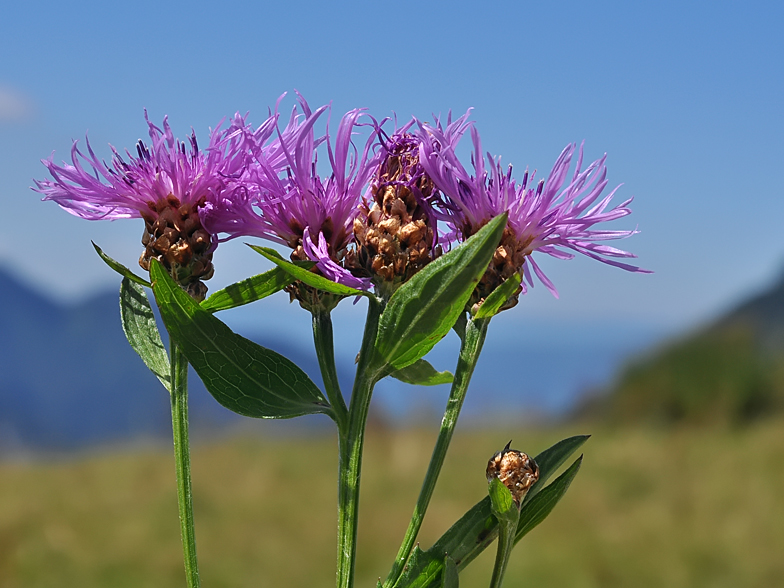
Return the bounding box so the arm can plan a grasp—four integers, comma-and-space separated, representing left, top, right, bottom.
486, 441, 539, 507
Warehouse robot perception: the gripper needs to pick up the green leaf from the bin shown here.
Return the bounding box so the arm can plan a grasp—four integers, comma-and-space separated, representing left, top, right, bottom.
375, 213, 507, 371
119, 278, 170, 392
249, 245, 368, 297
452, 312, 468, 342
472, 273, 521, 319
522, 434, 590, 506
393, 435, 588, 588
93, 241, 151, 287
441, 556, 459, 588
200, 267, 299, 313
390, 360, 453, 386
515, 456, 582, 543
395, 547, 442, 588
150, 260, 332, 420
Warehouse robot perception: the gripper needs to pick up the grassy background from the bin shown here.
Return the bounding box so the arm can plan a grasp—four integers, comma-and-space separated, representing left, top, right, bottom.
1, 419, 783, 588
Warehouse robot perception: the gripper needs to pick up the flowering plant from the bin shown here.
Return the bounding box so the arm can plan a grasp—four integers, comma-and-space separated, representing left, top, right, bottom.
35, 94, 647, 588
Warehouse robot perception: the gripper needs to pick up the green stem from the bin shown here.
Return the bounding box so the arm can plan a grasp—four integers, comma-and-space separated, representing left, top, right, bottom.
170, 342, 200, 588
488, 509, 518, 588
384, 316, 490, 588
336, 297, 384, 588
312, 309, 349, 434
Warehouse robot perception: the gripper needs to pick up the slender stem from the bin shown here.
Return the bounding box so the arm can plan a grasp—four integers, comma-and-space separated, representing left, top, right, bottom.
488, 509, 518, 588
336, 297, 384, 588
170, 342, 201, 588
384, 316, 490, 588
312, 309, 349, 434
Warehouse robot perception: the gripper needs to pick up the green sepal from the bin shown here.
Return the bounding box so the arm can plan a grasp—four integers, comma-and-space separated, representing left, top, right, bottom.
473, 273, 521, 319
249, 245, 369, 298
119, 278, 170, 392
375, 213, 507, 372
149, 259, 333, 420
393, 435, 587, 588
93, 241, 151, 287
488, 478, 519, 524
441, 556, 459, 588
200, 266, 304, 313
390, 360, 454, 386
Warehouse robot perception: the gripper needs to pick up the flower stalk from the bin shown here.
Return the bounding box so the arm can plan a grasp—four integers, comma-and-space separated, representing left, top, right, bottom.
336, 297, 383, 588
170, 341, 200, 588
312, 309, 349, 434
384, 315, 490, 588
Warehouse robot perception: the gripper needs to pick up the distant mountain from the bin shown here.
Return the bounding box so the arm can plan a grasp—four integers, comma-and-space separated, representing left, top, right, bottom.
0, 265, 664, 451
0, 267, 325, 452
592, 273, 784, 424
711, 271, 784, 351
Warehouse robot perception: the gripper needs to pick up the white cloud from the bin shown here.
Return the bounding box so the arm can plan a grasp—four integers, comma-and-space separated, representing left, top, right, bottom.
0, 85, 33, 121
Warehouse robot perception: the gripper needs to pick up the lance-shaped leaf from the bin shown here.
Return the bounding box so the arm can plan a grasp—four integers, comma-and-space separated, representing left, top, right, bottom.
119, 278, 170, 392
375, 214, 507, 371
515, 456, 582, 543
249, 245, 368, 298
390, 360, 454, 386
441, 556, 459, 588
93, 241, 151, 287
393, 435, 587, 588
522, 434, 589, 506
150, 260, 332, 420
200, 266, 304, 313
472, 273, 521, 319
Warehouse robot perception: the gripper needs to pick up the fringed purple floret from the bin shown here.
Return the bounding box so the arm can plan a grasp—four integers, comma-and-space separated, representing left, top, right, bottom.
202, 93, 378, 290
419, 124, 649, 297
35, 111, 252, 224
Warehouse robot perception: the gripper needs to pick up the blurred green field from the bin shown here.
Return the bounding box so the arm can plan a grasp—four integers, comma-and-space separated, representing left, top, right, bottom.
1, 419, 783, 588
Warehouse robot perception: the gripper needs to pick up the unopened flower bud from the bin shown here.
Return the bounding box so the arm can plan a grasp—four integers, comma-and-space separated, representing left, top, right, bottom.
486, 441, 539, 507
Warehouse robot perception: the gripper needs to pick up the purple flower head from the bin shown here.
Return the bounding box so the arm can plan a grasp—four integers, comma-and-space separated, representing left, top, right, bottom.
36, 110, 249, 222
419, 124, 649, 302
35, 111, 252, 297
203, 93, 376, 291
348, 111, 473, 296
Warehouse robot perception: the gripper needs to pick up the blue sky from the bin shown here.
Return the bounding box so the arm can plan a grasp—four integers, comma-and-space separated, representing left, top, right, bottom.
1, 0, 783, 333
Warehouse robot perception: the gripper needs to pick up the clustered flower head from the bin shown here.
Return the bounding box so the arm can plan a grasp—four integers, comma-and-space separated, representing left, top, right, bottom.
201, 93, 377, 309
35, 111, 251, 299
418, 123, 650, 310
35, 93, 647, 311
348, 112, 471, 299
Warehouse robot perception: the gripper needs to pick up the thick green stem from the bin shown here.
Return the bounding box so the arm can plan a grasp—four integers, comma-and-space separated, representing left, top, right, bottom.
312, 309, 349, 433
384, 316, 490, 588
170, 342, 200, 588
336, 298, 384, 588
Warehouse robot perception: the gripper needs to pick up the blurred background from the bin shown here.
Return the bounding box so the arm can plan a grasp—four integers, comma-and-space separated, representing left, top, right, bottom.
1, 1, 783, 586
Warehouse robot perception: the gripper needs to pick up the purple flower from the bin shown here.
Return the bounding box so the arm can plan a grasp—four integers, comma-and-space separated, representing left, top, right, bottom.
35, 111, 252, 297
419, 124, 649, 301
348, 111, 473, 295
36, 111, 249, 223
202, 94, 377, 290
